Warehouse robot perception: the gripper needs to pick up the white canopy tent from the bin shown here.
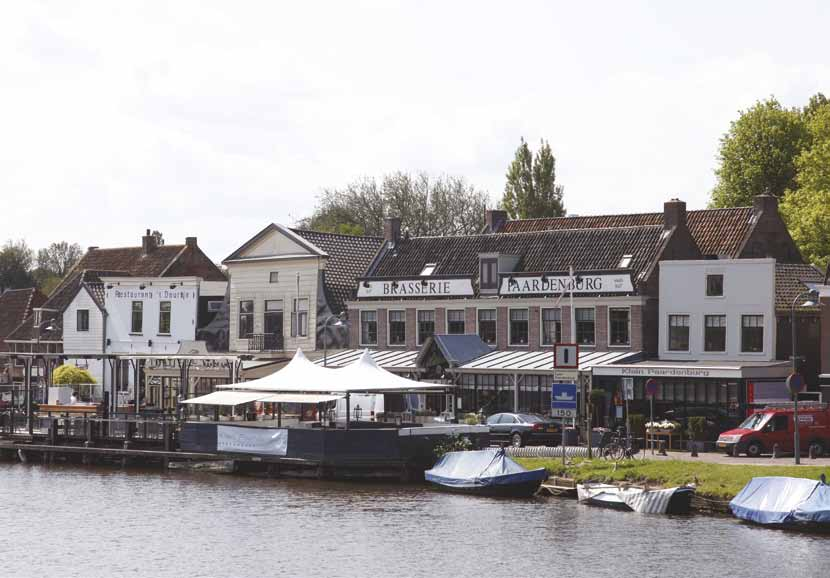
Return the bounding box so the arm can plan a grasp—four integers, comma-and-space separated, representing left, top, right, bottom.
200, 349, 452, 428
182, 391, 343, 405
218, 349, 450, 394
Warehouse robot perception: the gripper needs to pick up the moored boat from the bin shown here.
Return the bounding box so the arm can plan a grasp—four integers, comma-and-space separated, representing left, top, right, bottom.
577, 482, 695, 514
424, 448, 548, 497
730, 476, 830, 529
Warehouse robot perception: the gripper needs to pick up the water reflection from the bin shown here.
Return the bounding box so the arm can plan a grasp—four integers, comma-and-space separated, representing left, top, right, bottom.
1, 464, 827, 578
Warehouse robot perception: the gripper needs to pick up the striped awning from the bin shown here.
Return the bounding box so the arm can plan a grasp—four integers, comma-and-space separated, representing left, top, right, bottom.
454, 349, 642, 375
315, 349, 420, 372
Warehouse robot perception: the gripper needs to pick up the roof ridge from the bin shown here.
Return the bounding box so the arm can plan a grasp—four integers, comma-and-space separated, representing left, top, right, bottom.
291, 227, 384, 241
89, 244, 185, 252
503, 205, 753, 224
411, 224, 665, 240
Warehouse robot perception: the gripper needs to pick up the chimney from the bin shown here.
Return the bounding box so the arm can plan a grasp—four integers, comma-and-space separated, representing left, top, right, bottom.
663, 198, 687, 230
753, 193, 778, 216
485, 209, 508, 233
142, 229, 157, 255
185, 236, 197, 248
383, 217, 401, 246
87, 246, 98, 252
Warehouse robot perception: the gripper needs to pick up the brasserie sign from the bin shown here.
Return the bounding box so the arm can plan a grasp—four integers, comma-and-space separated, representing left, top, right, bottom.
499, 274, 634, 295
357, 278, 475, 298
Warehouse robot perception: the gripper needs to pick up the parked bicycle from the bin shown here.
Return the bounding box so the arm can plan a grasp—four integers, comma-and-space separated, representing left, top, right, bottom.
598, 427, 641, 461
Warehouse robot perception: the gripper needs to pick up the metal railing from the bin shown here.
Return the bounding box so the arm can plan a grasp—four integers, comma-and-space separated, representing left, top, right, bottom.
246, 333, 283, 352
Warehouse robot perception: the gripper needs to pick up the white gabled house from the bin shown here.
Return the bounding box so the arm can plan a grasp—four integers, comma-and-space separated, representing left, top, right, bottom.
223, 223, 383, 355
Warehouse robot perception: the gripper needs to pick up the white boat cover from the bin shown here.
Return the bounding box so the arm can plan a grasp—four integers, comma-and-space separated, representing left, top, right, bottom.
730, 476, 830, 525
577, 483, 690, 514
219, 349, 449, 394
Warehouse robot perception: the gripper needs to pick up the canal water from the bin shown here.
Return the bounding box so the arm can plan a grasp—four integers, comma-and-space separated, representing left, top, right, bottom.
1, 464, 827, 578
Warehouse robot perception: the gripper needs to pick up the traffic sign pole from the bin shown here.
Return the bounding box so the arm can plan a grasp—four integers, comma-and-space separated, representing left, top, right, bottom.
787, 372, 805, 465
645, 378, 657, 455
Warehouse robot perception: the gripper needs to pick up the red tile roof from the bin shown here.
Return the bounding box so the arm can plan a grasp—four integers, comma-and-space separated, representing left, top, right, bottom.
499, 207, 755, 258
775, 263, 824, 312
8, 239, 225, 343
0, 288, 46, 346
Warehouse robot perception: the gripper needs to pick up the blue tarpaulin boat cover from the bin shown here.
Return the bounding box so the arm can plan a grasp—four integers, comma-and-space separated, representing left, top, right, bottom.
730, 477, 830, 525
425, 448, 546, 488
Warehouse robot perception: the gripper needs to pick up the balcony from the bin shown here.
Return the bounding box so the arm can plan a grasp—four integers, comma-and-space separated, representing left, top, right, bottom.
245, 333, 283, 352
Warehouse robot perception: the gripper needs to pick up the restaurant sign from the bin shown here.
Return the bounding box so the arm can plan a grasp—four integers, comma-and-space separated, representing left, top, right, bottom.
357, 278, 475, 298
499, 274, 634, 295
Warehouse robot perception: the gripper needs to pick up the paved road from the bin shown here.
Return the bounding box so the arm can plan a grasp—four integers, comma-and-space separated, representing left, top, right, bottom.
649, 449, 830, 467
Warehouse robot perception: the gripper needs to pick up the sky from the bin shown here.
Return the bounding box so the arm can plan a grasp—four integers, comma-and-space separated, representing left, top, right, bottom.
2, 1, 829, 263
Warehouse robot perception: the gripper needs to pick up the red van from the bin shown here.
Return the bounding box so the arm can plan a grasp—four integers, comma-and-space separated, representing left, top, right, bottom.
716, 404, 830, 457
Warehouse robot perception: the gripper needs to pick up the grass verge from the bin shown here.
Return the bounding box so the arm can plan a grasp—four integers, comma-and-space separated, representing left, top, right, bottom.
514, 457, 830, 500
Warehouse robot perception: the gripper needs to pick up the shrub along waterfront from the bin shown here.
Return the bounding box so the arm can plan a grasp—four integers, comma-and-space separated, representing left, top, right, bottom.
514, 458, 829, 501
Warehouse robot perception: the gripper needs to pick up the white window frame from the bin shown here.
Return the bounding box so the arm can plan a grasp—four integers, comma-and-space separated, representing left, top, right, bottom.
667, 313, 691, 353
740, 314, 766, 355
703, 314, 728, 353
540, 307, 562, 347
508, 307, 530, 347
359, 309, 378, 346
416, 309, 435, 346
607, 306, 631, 348
158, 301, 172, 336
446, 309, 466, 334
574, 306, 596, 347
387, 309, 407, 347
476, 307, 498, 346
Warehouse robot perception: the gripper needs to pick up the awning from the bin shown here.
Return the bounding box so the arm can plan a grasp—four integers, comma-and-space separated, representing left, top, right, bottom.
257, 393, 343, 404
181, 391, 266, 406
591, 359, 791, 379
315, 349, 420, 372
453, 349, 642, 374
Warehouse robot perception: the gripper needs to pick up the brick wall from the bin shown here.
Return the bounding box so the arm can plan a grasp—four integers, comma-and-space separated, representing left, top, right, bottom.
630, 304, 643, 351
529, 306, 540, 349
377, 308, 388, 349
595, 305, 608, 350
348, 308, 359, 348
465, 307, 477, 335
496, 306, 508, 349
435, 307, 446, 334
406, 308, 417, 349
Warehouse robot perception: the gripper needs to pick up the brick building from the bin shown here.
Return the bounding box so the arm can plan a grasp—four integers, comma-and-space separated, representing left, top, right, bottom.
336, 194, 820, 417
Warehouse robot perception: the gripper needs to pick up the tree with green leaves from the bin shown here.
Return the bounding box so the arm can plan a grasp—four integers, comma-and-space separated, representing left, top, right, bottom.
780, 102, 830, 268
298, 172, 488, 237
0, 239, 36, 292
36, 241, 83, 278
710, 98, 809, 208
500, 138, 565, 219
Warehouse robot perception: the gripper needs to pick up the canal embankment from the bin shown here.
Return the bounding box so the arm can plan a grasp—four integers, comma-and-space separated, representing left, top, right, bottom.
515, 455, 830, 507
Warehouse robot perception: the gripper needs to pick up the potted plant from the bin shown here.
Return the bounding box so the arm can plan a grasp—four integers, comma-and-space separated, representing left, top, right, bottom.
687, 416, 707, 455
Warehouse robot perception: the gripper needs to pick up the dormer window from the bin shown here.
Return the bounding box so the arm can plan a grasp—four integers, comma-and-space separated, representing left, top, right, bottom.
479, 258, 498, 291
618, 254, 633, 268
420, 263, 437, 276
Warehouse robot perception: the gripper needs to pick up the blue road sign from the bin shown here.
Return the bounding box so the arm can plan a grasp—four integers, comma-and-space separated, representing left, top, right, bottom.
552, 382, 578, 418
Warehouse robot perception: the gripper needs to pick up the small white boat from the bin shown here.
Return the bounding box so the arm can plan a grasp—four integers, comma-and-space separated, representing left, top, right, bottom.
577, 482, 694, 514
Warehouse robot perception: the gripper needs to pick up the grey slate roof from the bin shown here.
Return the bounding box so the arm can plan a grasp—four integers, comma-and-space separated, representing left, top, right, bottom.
291, 229, 383, 314
367, 226, 666, 294
417, 334, 494, 368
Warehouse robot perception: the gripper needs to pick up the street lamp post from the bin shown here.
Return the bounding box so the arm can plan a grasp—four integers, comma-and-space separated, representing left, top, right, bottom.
322, 312, 347, 367
790, 289, 818, 465
27, 317, 56, 435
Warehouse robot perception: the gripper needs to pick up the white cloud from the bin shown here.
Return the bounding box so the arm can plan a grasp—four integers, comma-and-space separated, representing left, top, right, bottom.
1, 0, 828, 260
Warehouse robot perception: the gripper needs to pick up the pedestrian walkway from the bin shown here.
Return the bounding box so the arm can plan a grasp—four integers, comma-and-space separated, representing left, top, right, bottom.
648, 450, 830, 467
